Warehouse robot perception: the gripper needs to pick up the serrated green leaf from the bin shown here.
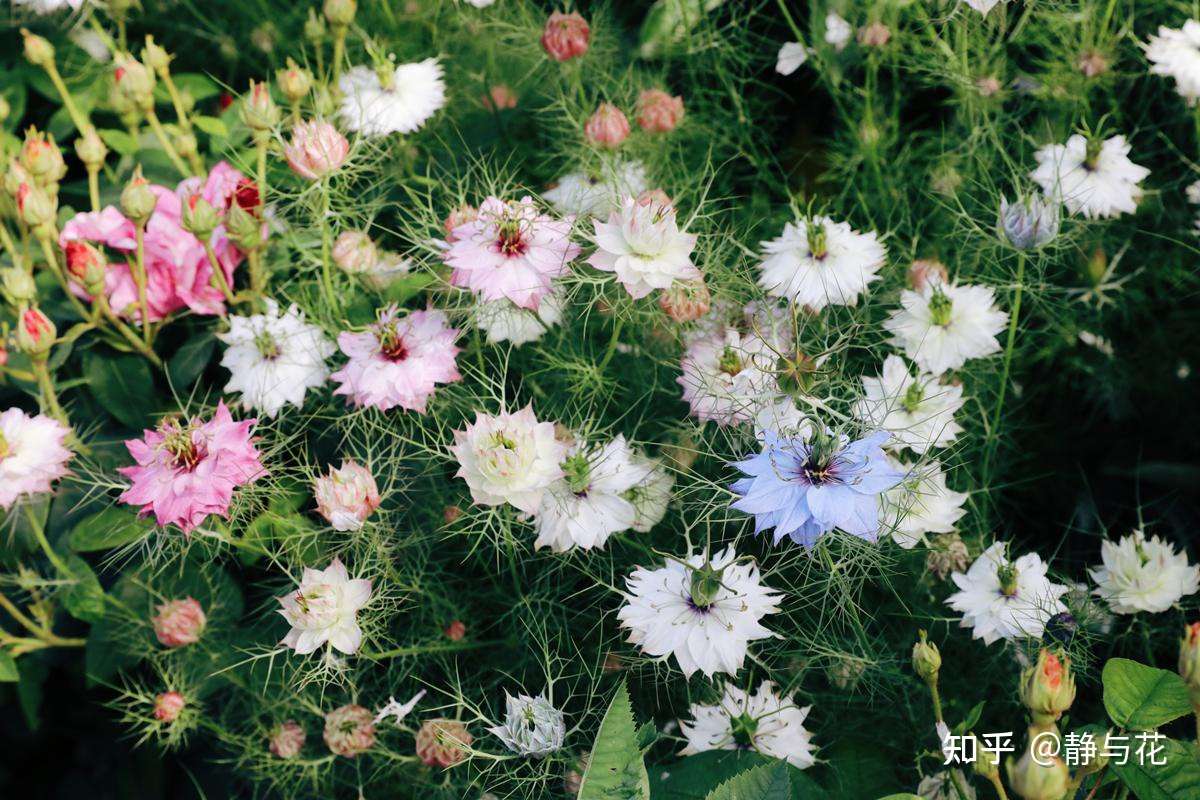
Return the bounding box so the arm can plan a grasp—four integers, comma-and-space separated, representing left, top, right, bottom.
650, 751, 825, 800
1103, 658, 1194, 730
579, 681, 650, 800
0, 650, 18, 682
1111, 738, 1200, 800
704, 762, 791, 800
62, 555, 106, 624
84, 351, 158, 429
68, 507, 152, 552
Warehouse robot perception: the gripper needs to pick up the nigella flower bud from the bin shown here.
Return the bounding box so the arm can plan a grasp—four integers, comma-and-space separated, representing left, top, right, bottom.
20, 128, 66, 186
284, 119, 350, 180
911, 630, 941, 684
857, 22, 891, 48
907, 259, 948, 292
152, 597, 207, 648
153, 691, 187, 722
585, 102, 630, 149
323, 704, 375, 757
482, 84, 518, 112
332, 230, 379, 274
444, 619, 466, 641
636, 89, 685, 134
659, 278, 711, 322
20, 29, 55, 68
269, 720, 306, 759
487, 692, 566, 757
1019, 648, 1076, 725
17, 308, 55, 358
120, 167, 157, 226
541, 11, 590, 62
443, 205, 479, 242
999, 195, 1059, 250
415, 718, 473, 767
314, 459, 381, 531
323, 0, 357, 28
1179, 622, 1200, 702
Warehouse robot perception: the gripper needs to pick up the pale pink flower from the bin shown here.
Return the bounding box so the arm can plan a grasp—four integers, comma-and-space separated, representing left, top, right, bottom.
482, 84, 518, 111
314, 459, 381, 531
443, 205, 479, 242
330, 306, 461, 412
154, 691, 186, 722
284, 119, 350, 180
332, 230, 379, 274
152, 597, 207, 648
659, 278, 711, 322
269, 721, 306, 759
585, 102, 630, 148
324, 704, 375, 757
415, 718, 473, 767
588, 195, 699, 298
444, 196, 580, 310
0, 408, 72, 510
636, 89, 684, 133
118, 401, 266, 532
541, 11, 590, 62
277, 557, 372, 655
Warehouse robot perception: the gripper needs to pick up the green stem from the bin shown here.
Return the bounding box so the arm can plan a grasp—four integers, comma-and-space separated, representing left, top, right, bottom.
31, 359, 67, 425
929, 681, 944, 723
318, 184, 338, 314
43, 62, 92, 137
203, 240, 236, 305
982, 251, 1025, 483
98, 296, 164, 369
596, 316, 624, 371
360, 639, 508, 660
987, 774, 1010, 800
24, 503, 69, 575
133, 224, 153, 345
145, 109, 190, 178
86, 166, 100, 212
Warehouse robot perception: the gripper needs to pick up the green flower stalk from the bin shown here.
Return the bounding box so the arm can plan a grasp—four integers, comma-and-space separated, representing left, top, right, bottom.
143, 36, 204, 175
21, 30, 94, 140
912, 629, 944, 721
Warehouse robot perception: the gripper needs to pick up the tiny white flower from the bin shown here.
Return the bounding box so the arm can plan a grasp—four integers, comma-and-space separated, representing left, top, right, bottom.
487, 692, 566, 757
945, 542, 1069, 645
218, 300, 336, 418
1031, 134, 1150, 219
338, 60, 446, 136
776, 42, 809, 76
475, 286, 565, 346
884, 282, 1008, 376
543, 161, 649, 218
277, 558, 372, 655
618, 547, 781, 678
1145, 21, 1200, 105
680, 681, 815, 769
854, 355, 964, 454
882, 459, 968, 549
588, 196, 700, 299
1089, 530, 1200, 614
756, 215, 886, 310
451, 406, 567, 515
825, 13, 852, 51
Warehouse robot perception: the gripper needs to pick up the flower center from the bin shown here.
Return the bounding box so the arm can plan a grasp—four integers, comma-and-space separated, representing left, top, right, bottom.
254, 330, 281, 360
378, 324, 409, 361
162, 423, 204, 471
928, 286, 953, 327
0, 431, 8, 460
1083, 137, 1102, 171
496, 218, 528, 257
562, 452, 592, 495
688, 564, 723, 610
902, 381, 924, 413
807, 222, 828, 260
718, 347, 743, 376
730, 712, 758, 748
997, 563, 1020, 597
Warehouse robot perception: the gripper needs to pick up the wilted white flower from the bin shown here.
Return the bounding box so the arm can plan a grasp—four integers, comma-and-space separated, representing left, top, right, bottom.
588, 195, 700, 299
373, 690, 427, 726
1145, 21, 1200, 105
884, 282, 1008, 376
1031, 134, 1150, 219
475, 287, 565, 346
882, 460, 968, 549
277, 558, 372, 655
825, 13, 852, 51
618, 547, 781, 678
945, 542, 1069, 645
487, 692, 566, 757
853, 355, 964, 454
451, 406, 567, 514
756, 215, 886, 310
338, 60, 446, 136
1089, 530, 1200, 614
776, 42, 809, 75
680, 681, 816, 769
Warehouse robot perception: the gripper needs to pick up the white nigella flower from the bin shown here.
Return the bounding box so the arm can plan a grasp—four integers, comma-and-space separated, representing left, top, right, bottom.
543, 161, 648, 218
338, 59, 446, 136
487, 692, 566, 757
1089, 529, 1200, 614
753, 396, 812, 442
587, 196, 700, 299
680, 681, 816, 769
617, 546, 781, 678
853, 355, 964, 454
533, 435, 652, 552
626, 453, 674, 533
945, 542, 1069, 645
70, 28, 111, 62
884, 281, 1007, 376
962, 0, 1005, 14
475, 286, 565, 346
451, 406, 568, 515
12, 0, 82, 13
678, 325, 781, 426
1031, 134, 1150, 219
756, 215, 886, 310
776, 42, 809, 76
218, 300, 335, 418
882, 460, 968, 549
374, 690, 427, 726
1146, 21, 1200, 105
825, 13, 852, 51
277, 558, 372, 655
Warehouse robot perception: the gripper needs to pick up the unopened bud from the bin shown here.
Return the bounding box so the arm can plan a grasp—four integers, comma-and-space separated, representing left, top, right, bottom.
912, 630, 941, 684
1019, 649, 1076, 725
21, 29, 55, 68
113, 55, 157, 113
75, 130, 109, 169
908, 259, 948, 291
971, 738, 1000, 780
141, 35, 171, 74
154, 691, 186, 723
240, 80, 280, 132
120, 167, 157, 225
17, 308, 56, 357
225, 202, 263, 251
2, 267, 37, 305
304, 9, 328, 43
1000, 195, 1059, 250
1180, 622, 1200, 705
276, 58, 313, 104
1007, 743, 1069, 800
64, 241, 108, 296
323, 0, 357, 28
174, 130, 198, 160
181, 194, 220, 239
16, 182, 56, 229
20, 128, 67, 186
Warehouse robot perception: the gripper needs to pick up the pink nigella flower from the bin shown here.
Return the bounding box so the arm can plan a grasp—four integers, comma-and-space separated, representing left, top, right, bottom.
585, 102, 631, 148
331, 307, 462, 412
153, 597, 207, 648
118, 401, 266, 532
444, 196, 580, 310
0, 408, 72, 510
284, 119, 350, 180
541, 11, 590, 62
154, 691, 186, 722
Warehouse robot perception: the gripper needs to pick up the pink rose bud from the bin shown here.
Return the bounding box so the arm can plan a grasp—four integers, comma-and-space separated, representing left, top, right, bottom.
16, 181, 56, 229
415, 718, 473, 768
482, 84, 518, 112
240, 79, 280, 132
314, 459, 381, 531
64, 240, 108, 295
20, 128, 66, 185
636, 89, 684, 133
541, 11, 590, 62
584, 102, 630, 149
154, 691, 186, 722
444, 620, 466, 641
323, 704, 375, 757
269, 720, 306, 759
284, 119, 350, 180
907, 259, 948, 291
332, 230, 379, 274
152, 597, 207, 648
658, 278, 711, 323
17, 308, 55, 357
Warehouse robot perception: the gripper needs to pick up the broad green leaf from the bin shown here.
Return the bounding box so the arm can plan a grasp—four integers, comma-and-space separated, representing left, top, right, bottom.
84, 351, 158, 429
167, 332, 216, 389
1111, 738, 1200, 800
168, 73, 221, 101
704, 762, 791, 800
650, 752, 825, 800
68, 507, 152, 552
16, 656, 47, 730
0, 650, 18, 682
1103, 658, 1194, 730
62, 555, 106, 624
578, 681, 650, 800
192, 115, 228, 138
98, 128, 139, 157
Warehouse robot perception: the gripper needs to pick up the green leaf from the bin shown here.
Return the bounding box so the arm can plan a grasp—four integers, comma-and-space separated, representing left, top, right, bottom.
68, 507, 152, 552
704, 762, 791, 800
1111, 738, 1200, 800
16, 656, 47, 730
192, 115, 228, 138
0, 650, 18, 682
1103, 658, 1194, 730
62, 555, 106, 624
168, 73, 221, 101
167, 332, 216, 389
876, 796, 924, 800
98, 128, 139, 157
578, 681, 650, 800
84, 351, 157, 429
650, 752, 825, 800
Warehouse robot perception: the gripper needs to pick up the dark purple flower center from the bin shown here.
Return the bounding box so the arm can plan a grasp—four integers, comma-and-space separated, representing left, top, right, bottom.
495, 219, 528, 257
378, 325, 410, 362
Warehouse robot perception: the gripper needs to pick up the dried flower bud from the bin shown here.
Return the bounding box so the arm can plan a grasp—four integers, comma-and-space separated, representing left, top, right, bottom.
21, 29, 55, 68
323, 0, 357, 28
584, 102, 630, 149
141, 35, 171, 74
324, 704, 375, 757
75, 130, 109, 170
442, 505, 462, 525
1079, 51, 1109, 78
269, 721, 306, 759
154, 691, 187, 722
415, 718, 472, 767
541, 11, 590, 62
153, 597, 207, 648
241, 80, 280, 132
636, 89, 684, 133
1019, 649, 1076, 725
276, 58, 313, 104
120, 167, 157, 225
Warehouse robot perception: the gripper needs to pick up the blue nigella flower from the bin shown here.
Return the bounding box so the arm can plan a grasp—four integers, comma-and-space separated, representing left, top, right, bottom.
730, 428, 904, 547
